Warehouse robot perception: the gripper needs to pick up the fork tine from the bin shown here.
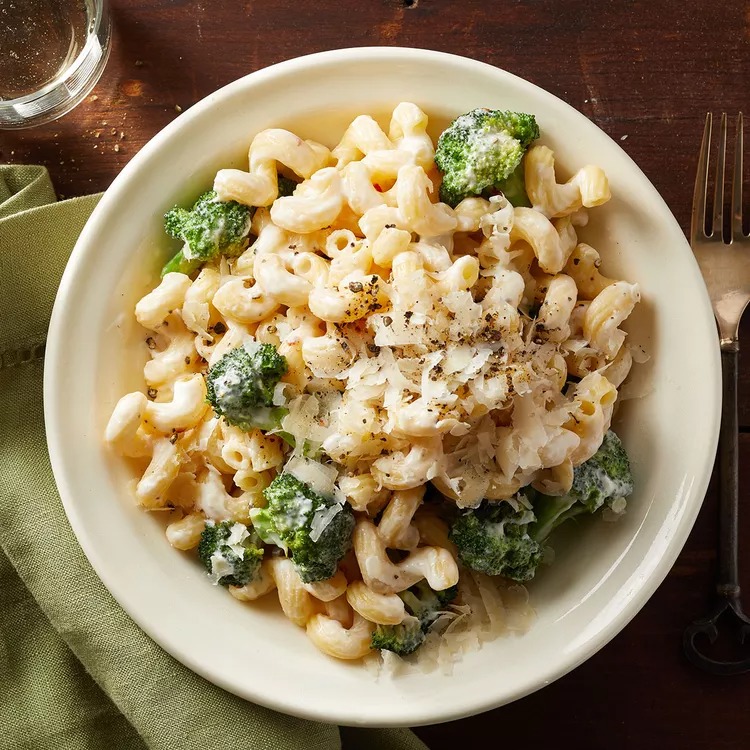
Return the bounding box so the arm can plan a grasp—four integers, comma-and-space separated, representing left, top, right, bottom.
732, 112, 744, 241
692, 113, 712, 243
712, 113, 727, 240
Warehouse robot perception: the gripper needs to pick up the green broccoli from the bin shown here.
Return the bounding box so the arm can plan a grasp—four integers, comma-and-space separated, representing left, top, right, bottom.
198, 520, 264, 586
449, 491, 542, 582
160, 249, 204, 277
277, 175, 299, 198
435, 108, 539, 207
205, 343, 289, 432
250, 472, 355, 583
450, 430, 634, 582
372, 582, 459, 656
495, 160, 531, 208
529, 430, 634, 539
569, 430, 634, 512
371, 616, 425, 656
161, 190, 253, 277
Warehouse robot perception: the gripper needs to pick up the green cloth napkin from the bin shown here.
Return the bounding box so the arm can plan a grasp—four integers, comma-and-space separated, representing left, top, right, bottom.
0, 165, 429, 750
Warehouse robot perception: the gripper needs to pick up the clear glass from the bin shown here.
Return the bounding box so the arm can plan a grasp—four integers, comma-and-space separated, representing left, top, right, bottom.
0, 0, 111, 129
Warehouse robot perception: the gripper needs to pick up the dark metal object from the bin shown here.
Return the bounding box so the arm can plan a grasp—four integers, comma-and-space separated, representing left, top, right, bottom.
684, 113, 750, 673
683, 345, 750, 674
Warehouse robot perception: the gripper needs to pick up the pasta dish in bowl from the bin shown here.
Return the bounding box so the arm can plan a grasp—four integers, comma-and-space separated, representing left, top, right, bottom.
45, 48, 720, 725
104, 102, 639, 663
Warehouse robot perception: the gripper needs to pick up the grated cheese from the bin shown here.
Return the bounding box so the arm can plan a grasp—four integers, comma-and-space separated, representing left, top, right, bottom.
309, 502, 342, 542
285, 455, 338, 497
209, 550, 235, 584
371, 570, 536, 678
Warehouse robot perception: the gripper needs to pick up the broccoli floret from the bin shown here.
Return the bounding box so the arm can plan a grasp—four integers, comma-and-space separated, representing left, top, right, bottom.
372, 582, 459, 656
449, 491, 542, 582
435, 108, 539, 207
161, 190, 253, 277
250, 472, 355, 583
496, 160, 531, 207
160, 248, 203, 277
277, 175, 299, 198
372, 616, 425, 656
529, 430, 635, 534
399, 581, 458, 630
205, 343, 288, 432
450, 431, 635, 582
569, 430, 634, 512
198, 520, 264, 587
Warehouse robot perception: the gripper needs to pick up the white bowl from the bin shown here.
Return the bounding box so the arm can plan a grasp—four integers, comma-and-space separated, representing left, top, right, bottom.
44, 47, 720, 727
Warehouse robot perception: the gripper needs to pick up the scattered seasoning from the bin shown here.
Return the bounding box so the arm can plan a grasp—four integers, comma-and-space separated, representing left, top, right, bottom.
145, 337, 156, 349
169, 433, 179, 444
348, 281, 364, 293
184, 356, 191, 365
383, 316, 393, 327
212, 321, 226, 334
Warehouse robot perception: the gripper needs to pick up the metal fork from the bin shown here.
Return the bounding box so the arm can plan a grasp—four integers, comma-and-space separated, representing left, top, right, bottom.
683, 112, 750, 674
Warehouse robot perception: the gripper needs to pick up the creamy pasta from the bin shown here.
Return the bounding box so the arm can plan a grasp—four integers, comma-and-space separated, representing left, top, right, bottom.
106, 103, 639, 664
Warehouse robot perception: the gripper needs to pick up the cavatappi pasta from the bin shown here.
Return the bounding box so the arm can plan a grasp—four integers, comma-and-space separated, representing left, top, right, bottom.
106, 103, 639, 665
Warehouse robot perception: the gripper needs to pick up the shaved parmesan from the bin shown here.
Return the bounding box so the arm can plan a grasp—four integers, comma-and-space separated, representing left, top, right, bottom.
281, 395, 331, 449
309, 502, 342, 542
272, 382, 290, 406
285, 455, 338, 497
209, 551, 235, 584
368, 570, 535, 677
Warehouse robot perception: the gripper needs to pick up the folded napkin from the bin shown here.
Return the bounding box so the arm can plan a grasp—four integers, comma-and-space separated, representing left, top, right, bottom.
0, 165, 428, 750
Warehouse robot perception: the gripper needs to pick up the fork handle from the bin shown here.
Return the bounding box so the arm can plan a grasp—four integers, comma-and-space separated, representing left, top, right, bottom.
718, 343, 740, 598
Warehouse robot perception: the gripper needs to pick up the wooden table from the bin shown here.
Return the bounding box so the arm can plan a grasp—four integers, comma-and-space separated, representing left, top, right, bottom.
3, 1, 750, 747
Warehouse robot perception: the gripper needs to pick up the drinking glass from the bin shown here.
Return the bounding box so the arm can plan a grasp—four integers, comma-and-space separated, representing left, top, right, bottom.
0, 0, 111, 129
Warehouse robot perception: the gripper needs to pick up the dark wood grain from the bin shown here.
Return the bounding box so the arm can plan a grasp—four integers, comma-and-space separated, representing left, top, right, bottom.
3, 1, 750, 747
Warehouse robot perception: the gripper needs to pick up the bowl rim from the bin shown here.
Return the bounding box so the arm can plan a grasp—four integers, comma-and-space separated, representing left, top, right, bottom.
44, 46, 721, 726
